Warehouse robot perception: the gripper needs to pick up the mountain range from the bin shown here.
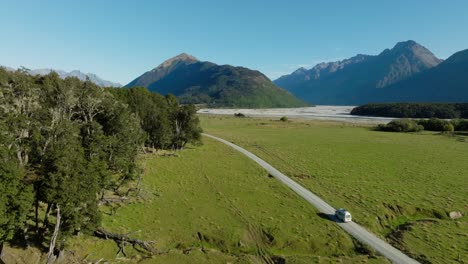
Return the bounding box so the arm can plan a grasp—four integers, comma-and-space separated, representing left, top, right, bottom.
125, 54, 308, 108
1, 66, 122, 87
4, 40, 467, 107
274, 40, 463, 105
370, 49, 468, 102
29, 69, 122, 87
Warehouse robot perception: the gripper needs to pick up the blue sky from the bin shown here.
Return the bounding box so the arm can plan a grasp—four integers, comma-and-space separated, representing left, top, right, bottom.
1, 0, 467, 84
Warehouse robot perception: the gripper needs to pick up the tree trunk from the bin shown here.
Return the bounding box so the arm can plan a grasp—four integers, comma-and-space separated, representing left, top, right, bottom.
136, 174, 143, 194
94, 228, 156, 254
0, 242, 4, 264
47, 205, 61, 264
23, 227, 29, 248
35, 198, 39, 231
17, 151, 23, 166
43, 203, 52, 229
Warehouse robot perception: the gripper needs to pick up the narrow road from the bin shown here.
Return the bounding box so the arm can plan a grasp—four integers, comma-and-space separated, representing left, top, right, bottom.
203, 133, 419, 264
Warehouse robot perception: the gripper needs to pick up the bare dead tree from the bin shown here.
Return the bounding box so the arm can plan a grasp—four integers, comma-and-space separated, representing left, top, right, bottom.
94, 228, 156, 255
47, 205, 61, 264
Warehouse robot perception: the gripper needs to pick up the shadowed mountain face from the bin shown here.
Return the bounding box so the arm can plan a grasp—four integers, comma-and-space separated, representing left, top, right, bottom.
274, 40, 443, 105
368, 49, 468, 103
126, 54, 308, 108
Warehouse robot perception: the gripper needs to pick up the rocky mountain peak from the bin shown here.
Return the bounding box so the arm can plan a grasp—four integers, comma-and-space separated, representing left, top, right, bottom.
154, 53, 199, 71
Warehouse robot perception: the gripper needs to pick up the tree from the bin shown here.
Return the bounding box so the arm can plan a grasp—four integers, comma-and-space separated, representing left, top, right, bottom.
0, 121, 33, 257
39, 119, 100, 234
171, 104, 202, 149
0, 68, 202, 258
0, 69, 36, 254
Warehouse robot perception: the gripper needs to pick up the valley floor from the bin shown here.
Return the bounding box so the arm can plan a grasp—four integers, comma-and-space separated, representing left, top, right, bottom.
199, 115, 468, 264
60, 136, 386, 263
5, 115, 466, 264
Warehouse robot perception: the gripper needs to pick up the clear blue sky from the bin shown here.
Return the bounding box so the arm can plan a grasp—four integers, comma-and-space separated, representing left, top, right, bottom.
1, 0, 467, 84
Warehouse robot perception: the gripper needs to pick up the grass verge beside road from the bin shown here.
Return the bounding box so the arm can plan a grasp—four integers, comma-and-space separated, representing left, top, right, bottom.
200, 115, 468, 264
63, 138, 386, 263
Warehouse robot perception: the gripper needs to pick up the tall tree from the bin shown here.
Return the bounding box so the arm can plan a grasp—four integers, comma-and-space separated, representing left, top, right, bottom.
0, 117, 33, 258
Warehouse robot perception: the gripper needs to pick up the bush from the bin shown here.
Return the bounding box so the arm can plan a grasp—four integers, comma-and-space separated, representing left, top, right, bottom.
234, 113, 246, 118
377, 119, 423, 132
280, 116, 288, 122
417, 118, 449, 131
444, 123, 455, 132
452, 119, 468, 131
417, 118, 455, 132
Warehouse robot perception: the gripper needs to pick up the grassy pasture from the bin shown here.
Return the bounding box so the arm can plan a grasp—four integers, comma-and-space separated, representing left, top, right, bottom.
200, 115, 468, 264
62, 138, 387, 263
7, 115, 466, 263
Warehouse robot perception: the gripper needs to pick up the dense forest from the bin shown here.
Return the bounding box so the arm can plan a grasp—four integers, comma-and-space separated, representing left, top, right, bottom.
0, 67, 201, 261
351, 103, 468, 119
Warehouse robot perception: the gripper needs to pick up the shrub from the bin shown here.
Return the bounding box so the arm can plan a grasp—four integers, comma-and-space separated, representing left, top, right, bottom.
377, 119, 423, 132
417, 118, 454, 132
234, 113, 245, 118
444, 123, 455, 132
280, 116, 288, 122
451, 119, 468, 131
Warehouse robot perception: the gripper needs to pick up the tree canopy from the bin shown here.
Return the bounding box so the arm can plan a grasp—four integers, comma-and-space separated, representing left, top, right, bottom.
0, 67, 202, 257
351, 103, 468, 119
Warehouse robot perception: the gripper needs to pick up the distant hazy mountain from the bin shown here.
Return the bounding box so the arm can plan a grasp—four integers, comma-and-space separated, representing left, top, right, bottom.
0, 65, 15, 72
27, 68, 122, 87
275, 54, 371, 89
368, 49, 468, 102
274, 40, 443, 105
126, 53, 308, 108
1, 66, 121, 87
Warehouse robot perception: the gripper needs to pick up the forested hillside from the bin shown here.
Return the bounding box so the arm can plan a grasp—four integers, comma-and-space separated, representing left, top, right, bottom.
126, 54, 309, 108
0, 67, 201, 261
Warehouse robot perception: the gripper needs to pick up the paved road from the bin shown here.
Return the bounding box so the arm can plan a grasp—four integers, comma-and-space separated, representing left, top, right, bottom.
203, 133, 419, 264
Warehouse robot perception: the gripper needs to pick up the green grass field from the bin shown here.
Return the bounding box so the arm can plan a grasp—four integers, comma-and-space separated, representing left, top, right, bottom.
10, 115, 465, 263
64, 136, 387, 263
200, 115, 468, 264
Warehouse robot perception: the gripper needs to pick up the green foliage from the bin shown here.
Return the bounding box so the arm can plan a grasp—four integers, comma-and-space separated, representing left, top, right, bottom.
379, 118, 468, 133
234, 113, 245, 118
351, 103, 468, 119
0, 68, 149, 244
0, 67, 202, 249
280, 116, 288, 122
171, 104, 202, 149
39, 119, 100, 234
377, 119, 423, 132
451, 119, 468, 131
416, 118, 454, 132
108, 87, 202, 150
0, 126, 34, 242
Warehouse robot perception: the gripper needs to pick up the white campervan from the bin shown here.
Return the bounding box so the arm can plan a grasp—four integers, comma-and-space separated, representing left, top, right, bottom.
335, 208, 352, 222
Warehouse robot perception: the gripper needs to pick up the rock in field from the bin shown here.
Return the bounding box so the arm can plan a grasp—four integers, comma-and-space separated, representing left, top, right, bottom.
449, 211, 463, 219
